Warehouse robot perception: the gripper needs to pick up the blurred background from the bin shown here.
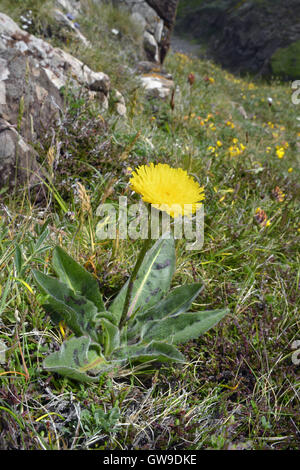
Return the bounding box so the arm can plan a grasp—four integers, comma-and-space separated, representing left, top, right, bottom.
174, 0, 300, 80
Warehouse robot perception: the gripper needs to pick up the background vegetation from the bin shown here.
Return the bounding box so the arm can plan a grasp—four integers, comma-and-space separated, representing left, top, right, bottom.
0, 0, 299, 449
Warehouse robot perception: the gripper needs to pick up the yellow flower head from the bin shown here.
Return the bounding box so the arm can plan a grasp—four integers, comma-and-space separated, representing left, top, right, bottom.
130, 163, 205, 218
276, 147, 285, 159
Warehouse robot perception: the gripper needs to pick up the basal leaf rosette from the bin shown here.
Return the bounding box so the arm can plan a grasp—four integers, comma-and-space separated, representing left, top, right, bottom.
130, 163, 205, 218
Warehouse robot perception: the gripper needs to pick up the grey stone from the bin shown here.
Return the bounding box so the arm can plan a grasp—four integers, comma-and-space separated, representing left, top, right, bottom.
0, 11, 117, 188
154, 19, 163, 44
143, 31, 159, 62
110, 1, 179, 63
131, 12, 147, 31
0, 119, 40, 188
140, 73, 174, 99
55, 0, 81, 16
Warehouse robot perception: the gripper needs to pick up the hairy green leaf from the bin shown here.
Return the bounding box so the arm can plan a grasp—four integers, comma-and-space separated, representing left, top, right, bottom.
94, 311, 118, 325
43, 336, 111, 383
52, 246, 105, 312
100, 318, 120, 356
14, 244, 23, 276
109, 236, 176, 323
134, 283, 204, 324
114, 340, 185, 364
33, 270, 100, 342
141, 308, 229, 344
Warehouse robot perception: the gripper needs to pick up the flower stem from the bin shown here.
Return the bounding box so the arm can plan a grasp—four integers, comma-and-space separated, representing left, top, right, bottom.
119, 204, 152, 329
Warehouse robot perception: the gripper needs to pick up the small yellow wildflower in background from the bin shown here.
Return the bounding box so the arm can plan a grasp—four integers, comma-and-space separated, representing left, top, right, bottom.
130, 163, 205, 218
255, 208, 270, 227
226, 120, 235, 129
203, 76, 215, 84
228, 142, 246, 157
125, 167, 133, 175
229, 146, 238, 157
276, 147, 285, 159
272, 186, 285, 202
288, 167, 293, 173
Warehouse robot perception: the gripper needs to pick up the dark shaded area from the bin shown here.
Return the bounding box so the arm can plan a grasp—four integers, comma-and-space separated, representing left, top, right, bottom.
146, 0, 179, 28
146, 0, 179, 63
175, 0, 300, 79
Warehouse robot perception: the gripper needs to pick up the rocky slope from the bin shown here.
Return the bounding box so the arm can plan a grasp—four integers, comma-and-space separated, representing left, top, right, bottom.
175, 0, 300, 79
0, 10, 111, 188
112, 0, 179, 63
0, 0, 178, 188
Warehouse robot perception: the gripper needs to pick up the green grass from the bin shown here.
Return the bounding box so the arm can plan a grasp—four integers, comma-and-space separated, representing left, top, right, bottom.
271, 40, 300, 80
0, 2, 299, 450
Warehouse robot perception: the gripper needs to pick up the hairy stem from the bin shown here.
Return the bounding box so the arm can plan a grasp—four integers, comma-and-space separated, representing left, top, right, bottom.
119, 204, 151, 329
